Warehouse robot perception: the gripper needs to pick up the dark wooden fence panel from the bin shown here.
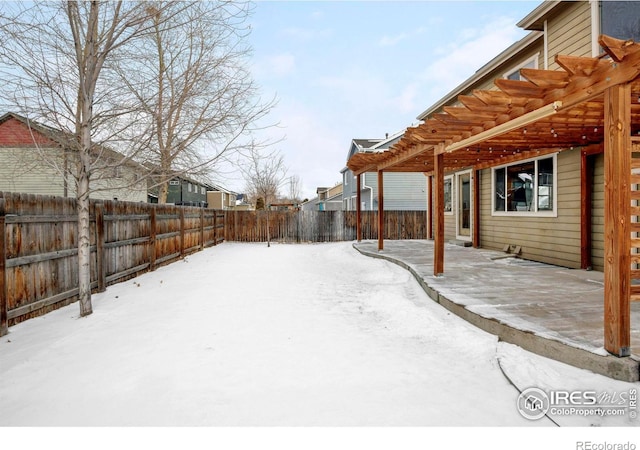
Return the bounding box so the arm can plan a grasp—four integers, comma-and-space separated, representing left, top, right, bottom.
0, 192, 225, 332
224, 210, 428, 243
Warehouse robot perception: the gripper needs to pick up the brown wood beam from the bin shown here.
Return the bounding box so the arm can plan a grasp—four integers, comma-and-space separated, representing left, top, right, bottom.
95, 203, 106, 293
354, 164, 378, 176
377, 143, 433, 171
356, 173, 362, 242
603, 83, 631, 357
377, 170, 384, 251
434, 152, 445, 276
0, 198, 6, 336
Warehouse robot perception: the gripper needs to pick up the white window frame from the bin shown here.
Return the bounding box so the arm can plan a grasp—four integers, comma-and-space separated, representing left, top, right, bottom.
455, 169, 473, 241
503, 53, 539, 81
491, 153, 558, 218
444, 175, 453, 215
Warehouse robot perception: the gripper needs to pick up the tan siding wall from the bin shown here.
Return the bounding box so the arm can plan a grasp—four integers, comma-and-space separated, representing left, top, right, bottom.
207, 191, 223, 209
0, 147, 66, 196
547, 1, 592, 69
479, 148, 582, 268
0, 147, 147, 202
591, 153, 604, 271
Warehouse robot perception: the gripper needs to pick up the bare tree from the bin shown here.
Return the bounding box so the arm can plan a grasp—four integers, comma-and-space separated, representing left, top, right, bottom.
0, 1, 161, 316
287, 174, 302, 205
119, 1, 275, 203
240, 146, 287, 247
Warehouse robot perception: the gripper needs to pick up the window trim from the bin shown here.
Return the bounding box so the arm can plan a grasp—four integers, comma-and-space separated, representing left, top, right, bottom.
491, 153, 558, 218
502, 53, 539, 81
444, 175, 453, 216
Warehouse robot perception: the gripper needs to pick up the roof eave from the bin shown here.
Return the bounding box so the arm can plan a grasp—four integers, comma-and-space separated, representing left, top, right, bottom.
516, 0, 563, 31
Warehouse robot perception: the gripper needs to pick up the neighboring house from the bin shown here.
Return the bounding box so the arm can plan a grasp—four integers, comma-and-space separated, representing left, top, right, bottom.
207, 185, 237, 210
319, 184, 343, 211
148, 175, 212, 206
0, 112, 147, 202
302, 184, 344, 211
342, 131, 428, 211
233, 193, 253, 210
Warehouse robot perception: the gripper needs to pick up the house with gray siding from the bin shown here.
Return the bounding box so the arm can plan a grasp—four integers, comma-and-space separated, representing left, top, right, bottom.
342, 132, 428, 211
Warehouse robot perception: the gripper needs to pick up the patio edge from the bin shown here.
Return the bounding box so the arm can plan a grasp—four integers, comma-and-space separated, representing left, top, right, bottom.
353, 243, 640, 383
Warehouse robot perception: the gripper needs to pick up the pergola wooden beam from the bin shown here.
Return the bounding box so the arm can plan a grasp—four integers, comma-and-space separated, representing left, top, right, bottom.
604, 83, 632, 357
377, 170, 384, 251
433, 149, 444, 276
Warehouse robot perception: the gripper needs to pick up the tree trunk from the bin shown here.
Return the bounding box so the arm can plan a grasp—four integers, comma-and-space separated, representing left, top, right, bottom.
77, 162, 92, 317
159, 181, 169, 204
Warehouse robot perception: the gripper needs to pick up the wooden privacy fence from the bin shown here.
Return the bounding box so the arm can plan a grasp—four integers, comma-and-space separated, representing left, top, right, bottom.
0, 192, 224, 334
224, 210, 428, 243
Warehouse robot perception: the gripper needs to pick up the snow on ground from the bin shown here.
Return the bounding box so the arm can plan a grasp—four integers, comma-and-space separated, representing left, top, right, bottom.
1, 242, 639, 447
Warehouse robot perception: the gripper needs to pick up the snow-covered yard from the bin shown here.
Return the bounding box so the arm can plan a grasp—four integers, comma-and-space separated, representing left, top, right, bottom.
2, 242, 638, 446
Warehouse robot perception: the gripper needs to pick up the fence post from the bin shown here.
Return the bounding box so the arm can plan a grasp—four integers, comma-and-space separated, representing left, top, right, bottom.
149, 207, 157, 271
0, 198, 7, 336
180, 208, 185, 256
95, 203, 106, 293
200, 208, 205, 250
213, 210, 218, 245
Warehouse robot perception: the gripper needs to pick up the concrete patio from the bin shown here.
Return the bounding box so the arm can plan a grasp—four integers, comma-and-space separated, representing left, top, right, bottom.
353, 240, 640, 382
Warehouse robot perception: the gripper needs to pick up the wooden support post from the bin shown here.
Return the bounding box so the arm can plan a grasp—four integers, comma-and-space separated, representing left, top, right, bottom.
0, 198, 7, 336
377, 170, 384, 251
434, 152, 445, 276
214, 210, 218, 245
603, 83, 631, 357
149, 207, 157, 271
356, 173, 362, 242
427, 175, 433, 240
95, 203, 106, 293
581, 150, 593, 270
473, 170, 480, 248
179, 208, 185, 256
200, 208, 205, 251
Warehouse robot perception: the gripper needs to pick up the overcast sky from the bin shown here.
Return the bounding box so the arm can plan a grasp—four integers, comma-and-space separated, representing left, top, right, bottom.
222, 0, 541, 200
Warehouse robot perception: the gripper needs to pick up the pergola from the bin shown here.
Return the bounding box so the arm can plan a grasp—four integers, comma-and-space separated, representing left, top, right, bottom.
347, 35, 640, 357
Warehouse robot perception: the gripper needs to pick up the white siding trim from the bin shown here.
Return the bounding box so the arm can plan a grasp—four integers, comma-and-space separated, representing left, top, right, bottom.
591, 0, 599, 57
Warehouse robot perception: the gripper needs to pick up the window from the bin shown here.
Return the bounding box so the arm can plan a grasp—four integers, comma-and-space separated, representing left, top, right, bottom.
493, 155, 556, 215
188, 183, 192, 193
444, 176, 453, 213
504, 55, 538, 81
601, 1, 640, 42
201, 186, 206, 195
